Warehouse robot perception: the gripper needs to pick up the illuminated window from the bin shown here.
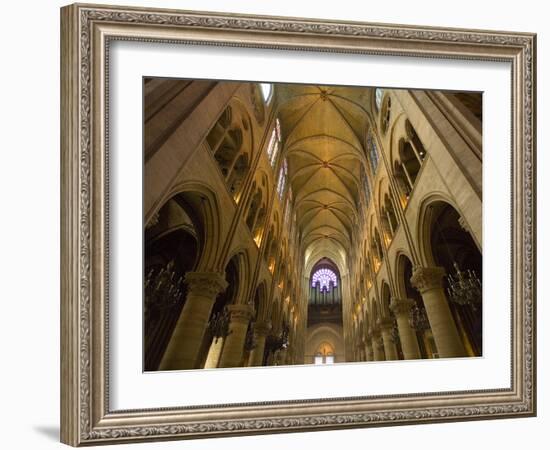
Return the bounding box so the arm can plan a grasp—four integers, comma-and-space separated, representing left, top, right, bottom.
314, 350, 335, 365
311, 268, 338, 292
266, 118, 282, 168
284, 191, 292, 228
260, 83, 273, 103
284, 186, 292, 227
277, 158, 288, 199
375, 88, 383, 111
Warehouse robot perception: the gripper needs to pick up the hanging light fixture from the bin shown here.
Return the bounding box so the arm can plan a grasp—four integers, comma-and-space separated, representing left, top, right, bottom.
144, 260, 185, 321
434, 208, 482, 310
244, 322, 257, 352
207, 307, 232, 341
446, 262, 482, 310
409, 303, 430, 331
390, 321, 400, 344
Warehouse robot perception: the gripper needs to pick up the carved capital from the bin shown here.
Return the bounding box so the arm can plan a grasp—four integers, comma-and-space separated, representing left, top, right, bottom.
254, 321, 272, 337
184, 271, 228, 298
410, 266, 446, 293
227, 304, 254, 323
390, 297, 415, 315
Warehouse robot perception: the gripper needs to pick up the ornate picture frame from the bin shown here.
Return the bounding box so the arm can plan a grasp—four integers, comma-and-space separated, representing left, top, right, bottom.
60, 3, 536, 446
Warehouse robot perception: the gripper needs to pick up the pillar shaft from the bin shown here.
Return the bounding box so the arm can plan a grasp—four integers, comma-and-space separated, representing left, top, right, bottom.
248, 322, 271, 367
159, 272, 227, 370
364, 341, 373, 361
411, 267, 466, 358
218, 304, 254, 368
390, 297, 421, 359
203, 337, 224, 369
371, 331, 385, 361
277, 348, 288, 365
379, 319, 398, 361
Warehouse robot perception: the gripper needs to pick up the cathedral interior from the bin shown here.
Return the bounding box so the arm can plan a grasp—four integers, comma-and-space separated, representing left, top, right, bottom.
143, 79, 482, 371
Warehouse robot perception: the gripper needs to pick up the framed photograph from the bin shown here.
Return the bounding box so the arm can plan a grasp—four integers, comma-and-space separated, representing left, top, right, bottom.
60, 3, 536, 446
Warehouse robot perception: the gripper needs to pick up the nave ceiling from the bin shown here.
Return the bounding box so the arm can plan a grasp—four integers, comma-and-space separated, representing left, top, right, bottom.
275, 84, 373, 275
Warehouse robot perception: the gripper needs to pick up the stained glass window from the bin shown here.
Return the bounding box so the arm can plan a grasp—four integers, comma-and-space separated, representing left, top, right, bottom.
277, 158, 288, 199
311, 268, 338, 292
260, 83, 273, 103
367, 133, 379, 173
284, 189, 292, 227
267, 118, 282, 168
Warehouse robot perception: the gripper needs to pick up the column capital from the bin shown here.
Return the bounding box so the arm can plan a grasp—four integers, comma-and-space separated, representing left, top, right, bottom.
227, 303, 254, 323
410, 266, 446, 293
184, 271, 228, 297
254, 321, 272, 337
390, 297, 415, 315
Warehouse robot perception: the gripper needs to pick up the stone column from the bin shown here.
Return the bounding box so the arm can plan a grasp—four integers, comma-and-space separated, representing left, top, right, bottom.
364, 339, 373, 362
218, 304, 254, 368
370, 328, 385, 361
356, 343, 365, 361
159, 272, 228, 370
248, 321, 272, 366
411, 267, 466, 358
390, 297, 421, 359
378, 318, 398, 361
276, 348, 288, 365
203, 336, 224, 369
375, 336, 386, 361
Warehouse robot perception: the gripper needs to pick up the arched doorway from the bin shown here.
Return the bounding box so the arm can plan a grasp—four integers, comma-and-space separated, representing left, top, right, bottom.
427, 202, 482, 356
398, 255, 437, 358
314, 342, 335, 365
305, 258, 344, 364
199, 255, 241, 368
143, 196, 199, 370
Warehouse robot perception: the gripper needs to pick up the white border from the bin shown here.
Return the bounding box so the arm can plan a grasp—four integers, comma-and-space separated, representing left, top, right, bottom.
109, 41, 511, 410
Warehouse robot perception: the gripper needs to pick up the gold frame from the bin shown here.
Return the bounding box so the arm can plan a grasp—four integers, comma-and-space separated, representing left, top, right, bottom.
60, 3, 536, 446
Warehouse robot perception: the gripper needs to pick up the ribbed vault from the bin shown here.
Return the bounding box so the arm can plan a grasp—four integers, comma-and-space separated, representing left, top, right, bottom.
276, 84, 371, 274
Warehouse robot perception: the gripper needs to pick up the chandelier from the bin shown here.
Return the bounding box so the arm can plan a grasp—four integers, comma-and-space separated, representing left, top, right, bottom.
390, 321, 400, 344
446, 262, 482, 310
266, 322, 290, 354
244, 322, 257, 351
207, 308, 231, 340
144, 260, 185, 319
409, 304, 430, 331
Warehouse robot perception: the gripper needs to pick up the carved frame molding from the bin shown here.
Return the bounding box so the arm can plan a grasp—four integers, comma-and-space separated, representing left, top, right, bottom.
61, 3, 536, 446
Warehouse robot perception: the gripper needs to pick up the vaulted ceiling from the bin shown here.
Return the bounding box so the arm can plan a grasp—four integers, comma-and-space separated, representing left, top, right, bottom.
275, 85, 372, 275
